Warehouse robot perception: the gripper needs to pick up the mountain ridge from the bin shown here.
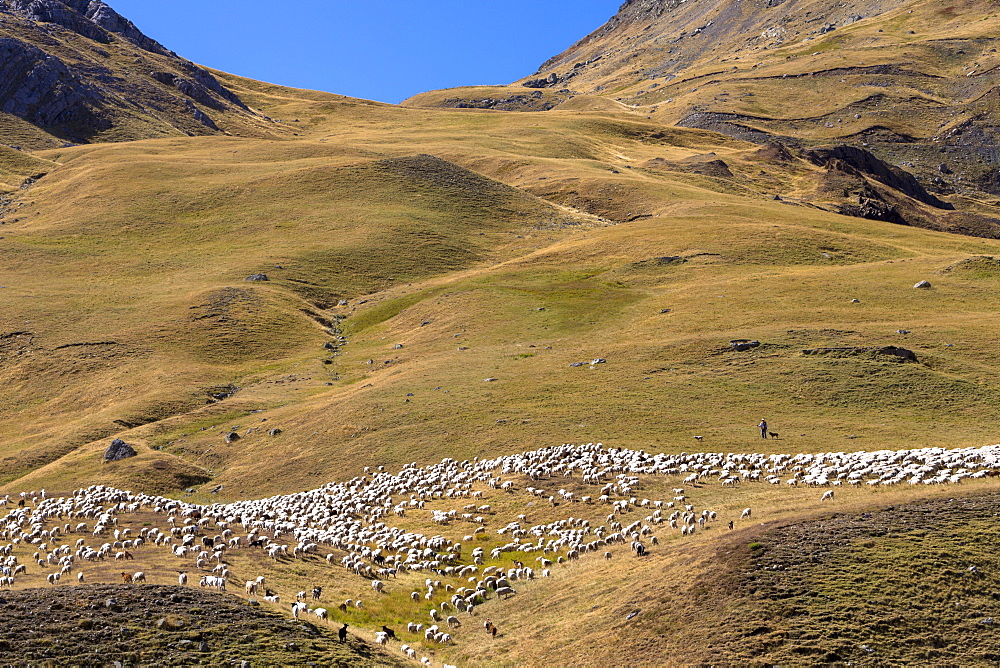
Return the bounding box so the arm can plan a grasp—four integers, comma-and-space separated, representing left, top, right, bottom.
0, 0, 293, 147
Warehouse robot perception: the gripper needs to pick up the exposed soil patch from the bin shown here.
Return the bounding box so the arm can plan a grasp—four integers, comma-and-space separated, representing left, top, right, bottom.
0, 584, 400, 666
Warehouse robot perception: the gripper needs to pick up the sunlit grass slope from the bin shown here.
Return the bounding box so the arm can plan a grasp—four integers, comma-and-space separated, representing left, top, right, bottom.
0, 89, 998, 499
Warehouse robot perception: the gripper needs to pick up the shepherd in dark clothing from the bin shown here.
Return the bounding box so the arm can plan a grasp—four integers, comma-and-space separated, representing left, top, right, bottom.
758, 419, 768, 439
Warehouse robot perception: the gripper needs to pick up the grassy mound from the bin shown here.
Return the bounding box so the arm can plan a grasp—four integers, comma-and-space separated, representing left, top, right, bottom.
0, 584, 401, 666
705, 494, 1000, 664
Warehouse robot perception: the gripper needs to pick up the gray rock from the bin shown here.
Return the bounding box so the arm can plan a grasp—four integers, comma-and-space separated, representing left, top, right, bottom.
0, 37, 110, 131
914, 280, 932, 289
103, 439, 137, 462
8, 0, 110, 42
245, 273, 269, 282
186, 100, 218, 130
268, 428, 282, 436
84, 2, 171, 55
225, 432, 240, 444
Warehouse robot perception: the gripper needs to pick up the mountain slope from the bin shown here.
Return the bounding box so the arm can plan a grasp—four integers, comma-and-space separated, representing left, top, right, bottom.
0, 0, 296, 147
407, 0, 1000, 220
4, 2, 1000, 666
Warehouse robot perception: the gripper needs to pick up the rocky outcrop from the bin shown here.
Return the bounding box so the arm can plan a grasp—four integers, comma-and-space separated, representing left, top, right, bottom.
103, 438, 137, 462
807, 145, 953, 210
4, 0, 169, 53
442, 90, 565, 112
838, 195, 907, 225
84, 1, 170, 55
7, 0, 110, 42
0, 37, 109, 132
0, 0, 250, 142
150, 63, 247, 111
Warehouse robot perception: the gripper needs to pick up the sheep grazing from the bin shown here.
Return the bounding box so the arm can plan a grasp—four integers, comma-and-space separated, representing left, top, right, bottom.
178, 572, 188, 586
2, 438, 997, 665
338, 623, 348, 641
381, 625, 396, 640
314, 608, 329, 623
446, 615, 462, 628
496, 586, 516, 599
121, 572, 132, 584
821, 490, 835, 501
132, 571, 146, 583
77, 572, 84, 583
374, 631, 388, 646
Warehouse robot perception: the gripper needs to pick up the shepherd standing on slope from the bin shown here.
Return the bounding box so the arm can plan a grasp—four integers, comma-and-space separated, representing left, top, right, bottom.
758, 419, 768, 439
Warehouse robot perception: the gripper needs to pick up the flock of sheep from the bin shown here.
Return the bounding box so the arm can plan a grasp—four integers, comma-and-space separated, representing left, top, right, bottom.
0, 441, 996, 665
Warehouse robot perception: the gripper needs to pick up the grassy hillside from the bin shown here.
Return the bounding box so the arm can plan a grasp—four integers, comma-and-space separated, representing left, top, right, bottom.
0, 95, 999, 498
2, 19, 1000, 662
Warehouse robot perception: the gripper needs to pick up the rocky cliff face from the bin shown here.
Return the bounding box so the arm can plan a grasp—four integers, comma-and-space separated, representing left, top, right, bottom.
0, 36, 109, 132
0, 0, 255, 144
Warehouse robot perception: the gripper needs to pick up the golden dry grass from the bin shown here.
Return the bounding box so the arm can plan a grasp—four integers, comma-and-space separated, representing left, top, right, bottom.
0, 91, 999, 499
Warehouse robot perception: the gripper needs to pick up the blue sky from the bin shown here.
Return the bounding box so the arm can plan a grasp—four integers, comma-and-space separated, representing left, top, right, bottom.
107, 1, 620, 104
